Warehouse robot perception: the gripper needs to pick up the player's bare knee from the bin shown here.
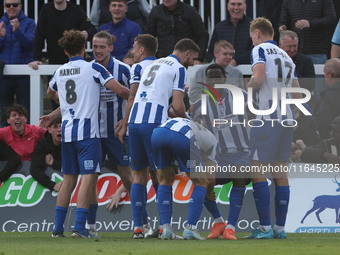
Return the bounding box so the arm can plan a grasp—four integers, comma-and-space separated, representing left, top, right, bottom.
132, 168, 149, 185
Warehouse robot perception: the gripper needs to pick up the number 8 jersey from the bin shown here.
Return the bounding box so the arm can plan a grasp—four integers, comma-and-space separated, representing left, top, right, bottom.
128, 54, 186, 125
251, 40, 297, 121
49, 56, 114, 142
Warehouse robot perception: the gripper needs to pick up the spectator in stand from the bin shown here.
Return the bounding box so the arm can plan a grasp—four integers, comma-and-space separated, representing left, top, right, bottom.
293, 105, 321, 147
98, 0, 142, 61
291, 115, 340, 164
206, 0, 253, 65
279, 0, 337, 60
314, 58, 340, 139
279, 0, 337, 100
333, 0, 340, 19
30, 0, 96, 66
331, 19, 340, 58
0, 141, 21, 183
0, 0, 36, 127
0, 104, 45, 161
261, 0, 283, 42
122, 49, 135, 66
189, 40, 244, 105
146, 0, 208, 63
30, 117, 62, 192
90, 0, 152, 32
279, 30, 315, 92
124, 0, 151, 33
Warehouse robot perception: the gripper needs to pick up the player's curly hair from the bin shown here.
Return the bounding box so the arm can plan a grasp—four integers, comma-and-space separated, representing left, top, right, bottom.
250, 17, 274, 37
58, 30, 86, 57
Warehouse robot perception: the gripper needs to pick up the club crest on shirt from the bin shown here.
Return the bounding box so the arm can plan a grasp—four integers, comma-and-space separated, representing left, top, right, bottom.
140, 91, 147, 102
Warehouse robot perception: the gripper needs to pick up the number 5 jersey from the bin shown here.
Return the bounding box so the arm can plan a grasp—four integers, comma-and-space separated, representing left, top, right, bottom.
128, 54, 186, 125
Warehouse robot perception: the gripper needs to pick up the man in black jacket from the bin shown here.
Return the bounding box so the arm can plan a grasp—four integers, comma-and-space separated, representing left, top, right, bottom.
206, 0, 253, 65
0, 141, 21, 183
30, 0, 96, 66
291, 115, 340, 164
146, 0, 208, 62
315, 58, 340, 139
30, 117, 62, 192
279, 0, 337, 101
279, 0, 336, 59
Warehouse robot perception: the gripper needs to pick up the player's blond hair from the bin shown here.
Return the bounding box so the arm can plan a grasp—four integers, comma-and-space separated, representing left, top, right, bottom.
250, 17, 274, 37
94, 31, 116, 45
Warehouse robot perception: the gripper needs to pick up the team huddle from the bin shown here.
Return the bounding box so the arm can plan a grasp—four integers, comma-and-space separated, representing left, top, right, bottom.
43, 17, 302, 240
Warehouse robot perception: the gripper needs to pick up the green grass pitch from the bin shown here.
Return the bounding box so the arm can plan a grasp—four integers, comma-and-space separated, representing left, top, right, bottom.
0, 232, 339, 255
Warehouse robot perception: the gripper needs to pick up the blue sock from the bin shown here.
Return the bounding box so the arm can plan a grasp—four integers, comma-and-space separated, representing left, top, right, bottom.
74, 207, 88, 232
228, 187, 245, 226
253, 182, 271, 226
157, 185, 172, 225
143, 186, 149, 224
275, 186, 290, 226
187, 186, 207, 225
130, 183, 145, 227
204, 199, 222, 219
53, 206, 68, 234
87, 204, 98, 225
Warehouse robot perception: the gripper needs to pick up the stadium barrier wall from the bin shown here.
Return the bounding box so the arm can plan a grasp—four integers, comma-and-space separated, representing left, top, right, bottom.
0, 162, 339, 233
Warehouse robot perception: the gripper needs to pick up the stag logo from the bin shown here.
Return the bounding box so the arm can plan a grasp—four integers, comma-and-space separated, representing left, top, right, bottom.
301, 177, 340, 224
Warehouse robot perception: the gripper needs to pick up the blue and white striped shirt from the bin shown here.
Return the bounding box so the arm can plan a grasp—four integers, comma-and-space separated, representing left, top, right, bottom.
192, 89, 250, 153
129, 55, 186, 124
251, 40, 297, 121
158, 117, 217, 161
49, 57, 114, 142
97, 57, 130, 138
129, 56, 156, 85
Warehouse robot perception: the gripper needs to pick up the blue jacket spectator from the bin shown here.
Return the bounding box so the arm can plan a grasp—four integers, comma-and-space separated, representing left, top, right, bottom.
98, 0, 141, 61
0, 3, 36, 127
0, 10, 35, 64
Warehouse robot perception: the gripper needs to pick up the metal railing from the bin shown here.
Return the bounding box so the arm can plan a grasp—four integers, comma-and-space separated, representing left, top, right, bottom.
3, 64, 325, 126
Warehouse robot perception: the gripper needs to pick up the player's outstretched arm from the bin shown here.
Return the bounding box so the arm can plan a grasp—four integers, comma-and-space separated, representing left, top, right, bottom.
106, 184, 127, 211
105, 79, 130, 100
39, 107, 61, 129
